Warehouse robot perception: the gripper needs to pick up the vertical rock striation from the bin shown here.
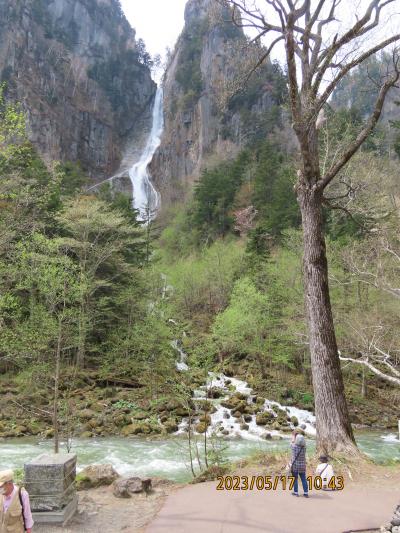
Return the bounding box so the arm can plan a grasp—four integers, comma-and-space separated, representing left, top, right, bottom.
150, 0, 288, 206
0, 0, 156, 179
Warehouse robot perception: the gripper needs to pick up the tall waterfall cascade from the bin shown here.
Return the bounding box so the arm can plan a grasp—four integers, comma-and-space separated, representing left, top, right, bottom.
129, 87, 163, 220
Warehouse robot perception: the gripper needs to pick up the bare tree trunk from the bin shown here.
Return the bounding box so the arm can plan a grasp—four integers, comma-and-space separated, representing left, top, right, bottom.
187, 413, 196, 478
77, 300, 87, 368
54, 319, 62, 454
361, 366, 367, 398
298, 187, 357, 454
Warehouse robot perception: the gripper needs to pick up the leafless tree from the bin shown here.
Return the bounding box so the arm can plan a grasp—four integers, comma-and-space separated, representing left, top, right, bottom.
338, 323, 400, 387
219, 0, 400, 453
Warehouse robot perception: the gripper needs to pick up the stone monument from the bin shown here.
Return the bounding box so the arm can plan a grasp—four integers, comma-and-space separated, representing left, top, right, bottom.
24, 453, 78, 525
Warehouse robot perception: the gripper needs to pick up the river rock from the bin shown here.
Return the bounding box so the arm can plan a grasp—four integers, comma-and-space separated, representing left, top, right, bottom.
80, 431, 92, 438
240, 423, 249, 431
207, 387, 223, 399
243, 414, 252, 423
392, 519, 400, 526
256, 412, 274, 425
77, 464, 119, 490
196, 422, 207, 433
244, 405, 257, 415
290, 416, 299, 427
121, 423, 143, 436
113, 477, 152, 498
163, 420, 179, 433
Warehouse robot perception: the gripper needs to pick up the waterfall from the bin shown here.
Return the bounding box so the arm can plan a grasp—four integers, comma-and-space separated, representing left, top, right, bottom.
129, 87, 163, 220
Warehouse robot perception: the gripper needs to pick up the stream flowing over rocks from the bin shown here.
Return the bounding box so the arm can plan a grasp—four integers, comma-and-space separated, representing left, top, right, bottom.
175, 371, 316, 441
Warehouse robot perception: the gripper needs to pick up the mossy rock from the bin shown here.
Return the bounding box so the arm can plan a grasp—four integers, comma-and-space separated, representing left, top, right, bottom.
232, 392, 248, 401
76, 464, 119, 490
201, 401, 217, 414
244, 405, 257, 415
80, 431, 93, 438
90, 402, 105, 413
78, 409, 96, 421
221, 397, 241, 410
256, 412, 274, 426
207, 388, 224, 399
174, 407, 190, 417
198, 414, 211, 424
240, 423, 249, 431
121, 424, 144, 436
163, 420, 178, 433
290, 416, 299, 427
195, 422, 207, 433
132, 412, 148, 421
114, 414, 129, 427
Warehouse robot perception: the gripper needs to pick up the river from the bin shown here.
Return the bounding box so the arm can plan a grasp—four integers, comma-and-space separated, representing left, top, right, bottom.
1, 432, 399, 484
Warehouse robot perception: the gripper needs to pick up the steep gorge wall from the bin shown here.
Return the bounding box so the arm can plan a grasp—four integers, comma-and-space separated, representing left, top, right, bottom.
0, 0, 156, 179
150, 0, 289, 206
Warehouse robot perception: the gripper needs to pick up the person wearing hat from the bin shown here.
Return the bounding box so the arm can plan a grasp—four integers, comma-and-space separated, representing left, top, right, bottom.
289, 429, 309, 498
0, 469, 33, 532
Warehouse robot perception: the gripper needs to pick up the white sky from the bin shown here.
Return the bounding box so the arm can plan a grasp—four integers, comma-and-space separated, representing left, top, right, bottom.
120, 0, 187, 58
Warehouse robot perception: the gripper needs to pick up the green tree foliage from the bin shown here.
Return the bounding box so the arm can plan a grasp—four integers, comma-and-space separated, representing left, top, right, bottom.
191, 150, 251, 243
0, 95, 174, 390
212, 277, 272, 376
250, 142, 300, 238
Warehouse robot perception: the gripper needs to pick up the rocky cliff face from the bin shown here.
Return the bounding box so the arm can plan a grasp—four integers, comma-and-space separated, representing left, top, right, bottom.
0, 0, 156, 179
150, 0, 288, 205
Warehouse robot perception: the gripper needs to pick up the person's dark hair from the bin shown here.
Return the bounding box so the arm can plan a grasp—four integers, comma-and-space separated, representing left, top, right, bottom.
319, 455, 328, 463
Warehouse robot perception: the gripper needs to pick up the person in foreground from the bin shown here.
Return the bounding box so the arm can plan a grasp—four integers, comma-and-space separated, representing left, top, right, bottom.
0, 469, 34, 533
290, 429, 309, 498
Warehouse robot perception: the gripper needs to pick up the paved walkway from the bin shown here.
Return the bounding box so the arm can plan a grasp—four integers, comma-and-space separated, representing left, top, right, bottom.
146, 482, 400, 533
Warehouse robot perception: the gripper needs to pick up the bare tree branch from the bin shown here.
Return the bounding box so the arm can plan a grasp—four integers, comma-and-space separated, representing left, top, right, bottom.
339, 354, 400, 386
317, 63, 400, 190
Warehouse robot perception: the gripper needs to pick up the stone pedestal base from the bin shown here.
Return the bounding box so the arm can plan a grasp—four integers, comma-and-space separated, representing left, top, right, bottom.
32, 495, 78, 525
24, 453, 77, 523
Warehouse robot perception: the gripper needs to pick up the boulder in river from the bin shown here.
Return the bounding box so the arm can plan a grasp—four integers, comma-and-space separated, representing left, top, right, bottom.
163, 419, 179, 433
256, 412, 274, 426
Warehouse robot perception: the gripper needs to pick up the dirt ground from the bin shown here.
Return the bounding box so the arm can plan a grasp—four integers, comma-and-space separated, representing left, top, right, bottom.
35, 479, 179, 533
